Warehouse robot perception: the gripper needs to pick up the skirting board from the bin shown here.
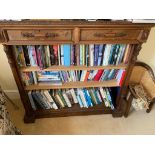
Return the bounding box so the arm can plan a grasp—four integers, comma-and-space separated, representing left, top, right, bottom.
3, 90, 20, 100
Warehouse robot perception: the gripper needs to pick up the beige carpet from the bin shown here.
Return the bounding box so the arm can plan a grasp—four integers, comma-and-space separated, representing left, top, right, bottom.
6, 99, 155, 135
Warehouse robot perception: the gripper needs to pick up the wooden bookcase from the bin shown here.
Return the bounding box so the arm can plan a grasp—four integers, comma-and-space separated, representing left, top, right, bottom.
0, 20, 154, 123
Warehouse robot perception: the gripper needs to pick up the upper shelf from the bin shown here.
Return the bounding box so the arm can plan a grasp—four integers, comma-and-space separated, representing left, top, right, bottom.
20, 64, 127, 72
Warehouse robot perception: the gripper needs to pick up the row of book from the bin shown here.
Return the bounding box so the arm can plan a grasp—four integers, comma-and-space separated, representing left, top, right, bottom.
28, 88, 116, 110
14, 44, 130, 68
22, 69, 126, 86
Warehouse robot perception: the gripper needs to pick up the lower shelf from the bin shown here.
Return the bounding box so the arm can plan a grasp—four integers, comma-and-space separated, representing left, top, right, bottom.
25, 80, 119, 90
34, 103, 113, 119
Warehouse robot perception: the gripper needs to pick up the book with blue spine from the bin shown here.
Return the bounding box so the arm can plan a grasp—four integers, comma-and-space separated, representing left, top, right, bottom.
85, 45, 89, 66
94, 45, 99, 66
83, 89, 91, 107
108, 44, 115, 65
63, 44, 71, 66
97, 44, 104, 66
80, 45, 83, 65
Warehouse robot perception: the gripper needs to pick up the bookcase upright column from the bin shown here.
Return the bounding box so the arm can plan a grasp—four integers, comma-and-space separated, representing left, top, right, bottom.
3, 45, 35, 123
112, 44, 143, 117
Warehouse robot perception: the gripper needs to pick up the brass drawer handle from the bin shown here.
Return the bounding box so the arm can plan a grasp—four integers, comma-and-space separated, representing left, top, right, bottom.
45, 32, 59, 38
94, 32, 127, 38
21, 32, 34, 38
21, 32, 59, 38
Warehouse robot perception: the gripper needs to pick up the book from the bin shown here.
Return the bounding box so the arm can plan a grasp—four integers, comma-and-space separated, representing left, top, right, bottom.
62, 91, 72, 107
28, 91, 37, 110
94, 45, 99, 66
98, 44, 105, 66
89, 44, 94, 66
94, 70, 104, 81
36, 45, 43, 69
75, 44, 80, 66
63, 44, 71, 66
102, 44, 112, 66
49, 45, 55, 65
44, 46, 51, 67
22, 46, 30, 66
28, 46, 38, 66
53, 45, 58, 65
85, 45, 89, 66
14, 46, 26, 67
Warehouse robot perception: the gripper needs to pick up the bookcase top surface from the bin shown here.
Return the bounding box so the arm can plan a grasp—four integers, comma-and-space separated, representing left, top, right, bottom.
0, 20, 155, 28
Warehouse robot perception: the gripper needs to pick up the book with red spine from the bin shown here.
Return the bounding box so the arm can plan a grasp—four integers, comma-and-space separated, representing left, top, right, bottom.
53, 45, 58, 65
119, 70, 126, 86
93, 70, 104, 81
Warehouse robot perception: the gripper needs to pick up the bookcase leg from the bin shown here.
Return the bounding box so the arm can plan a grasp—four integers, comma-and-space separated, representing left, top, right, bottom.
112, 110, 123, 117
24, 113, 35, 123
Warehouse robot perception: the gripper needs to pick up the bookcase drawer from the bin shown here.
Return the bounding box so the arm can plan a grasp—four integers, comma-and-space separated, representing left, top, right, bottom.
6, 29, 72, 42
80, 29, 141, 42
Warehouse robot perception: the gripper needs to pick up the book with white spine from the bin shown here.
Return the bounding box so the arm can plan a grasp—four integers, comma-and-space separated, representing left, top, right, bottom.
62, 92, 72, 107
78, 89, 88, 108
70, 89, 78, 103
89, 44, 94, 66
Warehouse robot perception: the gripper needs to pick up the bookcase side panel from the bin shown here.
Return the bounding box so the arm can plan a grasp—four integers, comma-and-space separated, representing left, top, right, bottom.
3, 45, 35, 123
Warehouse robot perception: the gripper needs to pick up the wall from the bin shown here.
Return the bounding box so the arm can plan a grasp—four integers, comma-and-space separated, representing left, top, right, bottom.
0, 27, 155, 91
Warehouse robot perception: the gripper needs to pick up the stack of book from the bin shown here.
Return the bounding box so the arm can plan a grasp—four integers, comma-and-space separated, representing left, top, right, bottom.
28, 87, 116, 111
14, 44, 130, 68
21, 69, 126, 86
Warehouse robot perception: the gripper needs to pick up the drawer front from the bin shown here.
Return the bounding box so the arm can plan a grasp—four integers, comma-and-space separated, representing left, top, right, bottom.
80, 29, 141, 42
7, 29, 72, 41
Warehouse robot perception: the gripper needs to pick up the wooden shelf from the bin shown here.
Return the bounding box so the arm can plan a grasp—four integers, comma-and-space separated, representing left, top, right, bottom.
35, 103, 113, 118
25, 80, 119, 90
20, 64, 127, 72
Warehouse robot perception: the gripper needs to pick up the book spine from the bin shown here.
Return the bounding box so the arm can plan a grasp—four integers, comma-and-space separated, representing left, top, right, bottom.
80, 45, 83, 65
76, 44, 80, 66
89, 44, 94, 66
60, 45, 64, 65
93, 70, 103, 81
64, 44, 71, 66
94, 45, 99, 66
28, 91, 37, 110
22, 46, 30, 66
70, 89, 78, 103
53, 45, 58, 65
62, 92, 72, 107
97, 45, 103, 66
49, 45, 55, 65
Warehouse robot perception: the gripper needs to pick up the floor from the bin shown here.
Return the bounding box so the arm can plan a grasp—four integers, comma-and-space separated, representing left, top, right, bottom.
6, 99, 155, 135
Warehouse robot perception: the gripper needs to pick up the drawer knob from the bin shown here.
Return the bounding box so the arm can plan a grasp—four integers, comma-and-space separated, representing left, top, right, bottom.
94, 32, 127, 38
45, 32, 59, 38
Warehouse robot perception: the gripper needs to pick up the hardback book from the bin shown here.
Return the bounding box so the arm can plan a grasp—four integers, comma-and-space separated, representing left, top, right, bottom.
102, 44, 112, 66
88, 89, 96, 105
57, 90, 68, 107
22, 46, 30, 66
60, 45, 64, 65
70, 89, 78, 103
85, 45, 89, 66
43, 90, 58, 109
93, 70, 104, 81
41, 91, 53, 109
84, 71, 90, 82
80, 44, 83, 65
77, 94, 84, 108
75, 44, 80, 66
97, 44, 105, 66
32, 71, 38, 84
78, 89, 88, 108
105, 88, 114, 110
49, 45, 55, 65
14, 46, 26, 67
27, 46, 38, 66
63, 44, 71, 66
99, 88, 109, 107
94, 45, 99, 66
36, 45, 43, 69
80, 70, 87, 81
89, 44, 94, 66
62, 91, 72, 107
44, 46, 51, 67
123, 44, 131, 64
55, 93, 65, 108
28, 91, 37, 110
53, 45, 59, 65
